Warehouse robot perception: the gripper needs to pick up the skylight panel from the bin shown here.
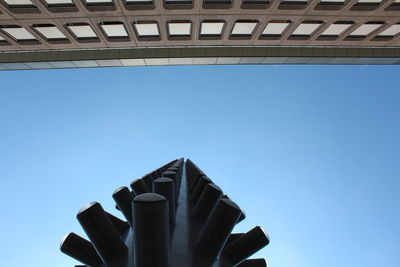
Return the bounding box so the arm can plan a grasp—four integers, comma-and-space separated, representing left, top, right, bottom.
200, 21, 224, 36
262, 22, 290, 35
3, 0, 34, 5
377, 24, 400, 36
164, 0, 192, 2
320, 0, 345, 2
44, 0, 74, 4
100, 22, 129, 38
168, 21, 191, 36
67, 24, 97, 39
231, 21, 258, 35
134, 22, 159, 37
33, 25, 66, 39
125, 0, 152, 3
282, 0, 307, 2
349, 23, 383, 36
357, 0, 382, 2
320, 22, 352, 36
1, 26, 36, 40
204, 0, 231, 3
292, 22, 322, 35
243, 0, 270, 3
84, 0, 113, 4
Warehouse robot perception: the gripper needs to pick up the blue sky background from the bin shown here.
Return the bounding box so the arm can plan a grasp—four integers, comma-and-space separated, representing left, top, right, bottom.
0, 64, 399, 267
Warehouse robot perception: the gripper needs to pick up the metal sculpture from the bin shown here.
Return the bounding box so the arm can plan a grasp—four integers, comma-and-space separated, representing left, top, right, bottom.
60, 158, 270, 267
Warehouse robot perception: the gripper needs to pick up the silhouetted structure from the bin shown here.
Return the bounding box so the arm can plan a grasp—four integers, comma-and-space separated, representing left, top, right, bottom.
60, 158, 270, 267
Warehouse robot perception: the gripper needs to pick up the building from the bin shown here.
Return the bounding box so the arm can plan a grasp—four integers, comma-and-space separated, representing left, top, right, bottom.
1, 0, 400, 70
60, 158, 270, 267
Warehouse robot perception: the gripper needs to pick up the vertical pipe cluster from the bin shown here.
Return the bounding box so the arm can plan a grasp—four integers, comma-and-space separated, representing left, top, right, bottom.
186, 159, 270, 266
61, 158, 269, 267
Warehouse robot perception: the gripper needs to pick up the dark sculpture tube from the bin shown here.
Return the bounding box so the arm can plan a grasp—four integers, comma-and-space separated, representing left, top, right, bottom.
112, 186, 134, 225
153, 177, 176, 231
141, 174, 154, 191
195, 198, 242, 260
237, 258, 268, 267
188, 172, 203, 192
132, 193, 169, 267
130, 179, 150, 195
60, 232, 103, 267
225, 233, 245, 247
192, 183, 223, 222
162, 170, 179, 205
223, 226, 270, 265
105, 211, 130, 236
77, 202, 127, 262
190, 176, 212, 202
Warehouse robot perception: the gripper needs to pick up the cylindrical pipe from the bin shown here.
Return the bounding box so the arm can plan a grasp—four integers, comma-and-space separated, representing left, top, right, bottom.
223, 226, 270, 265
105, 211, 130, 236
190, 176, 212, 203
130, 179, 150, 195
192, 183, 222, 222
225, 233, 245, 247
188, 172, 203, 192
237, 258, 268, 267
221, 194, 246, 224
77, 202, 127, 262
153, 177, 176, 230
195, 198, 242, 260
112, 186, 134, 225
141, 174, 154, 191
60, 232, 103, 267
238, 210, 246, 224
132, 193, 169, 267
162, 170, 179, 208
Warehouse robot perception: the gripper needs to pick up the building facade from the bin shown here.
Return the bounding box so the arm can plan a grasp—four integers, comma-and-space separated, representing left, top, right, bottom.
1, 0, 400, 70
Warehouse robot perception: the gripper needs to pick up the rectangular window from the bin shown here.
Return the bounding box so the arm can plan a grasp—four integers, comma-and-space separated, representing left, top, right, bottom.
348, 23, 383, 36
134, 21, 160, 37
203, 0, 232, 8
231, 20, 258, 36
100, 22, 129, 38
351, 0, 382, 10
83, 0, 113, 4
279, 0, 307, 10
3, 0, 34, 6
0, 26, 36, 40
377, 24, 400, 36
242, 0, 269, 3
33, 24, 67, 40
168, 21, 191, 37
261, 22, 290, 36
204, 0, 231, 3
320, 22, 353, 36
43, 0, 74, 5
291, 21, 322, 36
67, 24, 97, 39
200, 21, 225, 36
357, 0, 382, 2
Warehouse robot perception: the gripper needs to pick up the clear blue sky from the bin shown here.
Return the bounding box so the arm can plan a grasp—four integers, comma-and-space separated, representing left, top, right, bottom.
0, 64, 399, 267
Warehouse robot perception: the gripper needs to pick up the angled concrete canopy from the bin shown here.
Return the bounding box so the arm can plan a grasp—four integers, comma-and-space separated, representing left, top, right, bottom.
1, 0, 400, 70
